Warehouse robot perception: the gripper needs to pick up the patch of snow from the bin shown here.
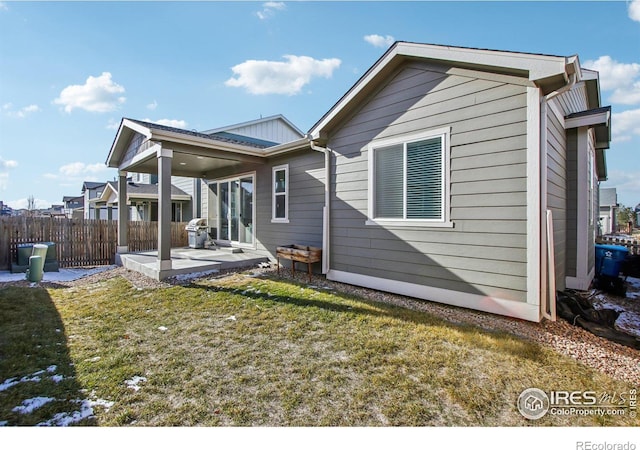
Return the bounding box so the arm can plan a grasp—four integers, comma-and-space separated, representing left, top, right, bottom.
158, 326, 168, 331
226, 315, 237, 321
12, 397, 55, 414
124, 375, 147, 392
0, 421, 8, 426
615, 312, 640, 339
0, 266, 116, 283
85, 356, 101, 362
0, 378, 19, 392
89, 398, 114, 411
18, 375, 41, 384
46, 365, 57, 373
50, 374, 64, 383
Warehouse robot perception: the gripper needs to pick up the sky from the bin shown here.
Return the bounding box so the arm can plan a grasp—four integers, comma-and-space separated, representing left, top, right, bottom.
0, 0, 639, 210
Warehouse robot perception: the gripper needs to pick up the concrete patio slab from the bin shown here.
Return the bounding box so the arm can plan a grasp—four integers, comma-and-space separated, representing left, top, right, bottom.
117, 247, 269, 280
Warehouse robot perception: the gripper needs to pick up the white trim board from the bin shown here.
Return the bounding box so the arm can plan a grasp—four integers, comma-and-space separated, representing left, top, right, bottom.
327, 270, 541, 322
566, 267, 596, 291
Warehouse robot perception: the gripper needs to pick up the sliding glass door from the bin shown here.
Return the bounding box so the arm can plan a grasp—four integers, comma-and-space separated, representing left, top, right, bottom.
215, 174, 254, 245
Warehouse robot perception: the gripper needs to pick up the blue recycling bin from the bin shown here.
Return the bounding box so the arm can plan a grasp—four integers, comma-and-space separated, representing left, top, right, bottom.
595, 244, 629, 278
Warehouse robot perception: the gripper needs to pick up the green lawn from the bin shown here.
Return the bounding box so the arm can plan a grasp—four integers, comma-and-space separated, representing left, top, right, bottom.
0, 271, 637, 426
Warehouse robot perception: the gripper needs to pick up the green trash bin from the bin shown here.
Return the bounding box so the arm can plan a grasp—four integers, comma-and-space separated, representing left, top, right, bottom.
17, 243, 34, 266
26, 244, 48, 282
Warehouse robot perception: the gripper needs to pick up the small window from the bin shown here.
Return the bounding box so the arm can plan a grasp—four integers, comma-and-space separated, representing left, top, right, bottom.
368, 127, 452, 227
272, 164, 289, 222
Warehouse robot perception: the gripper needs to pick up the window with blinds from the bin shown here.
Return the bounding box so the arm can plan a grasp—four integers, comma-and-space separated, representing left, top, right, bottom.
370, 129, 449, 224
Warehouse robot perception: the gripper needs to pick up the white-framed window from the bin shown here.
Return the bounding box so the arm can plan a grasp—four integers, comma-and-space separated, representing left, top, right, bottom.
272, 164, 289, 223
367, 127, 452, 227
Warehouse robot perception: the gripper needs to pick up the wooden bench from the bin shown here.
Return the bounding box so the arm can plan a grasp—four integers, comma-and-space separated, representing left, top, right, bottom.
276, 245, 322, 282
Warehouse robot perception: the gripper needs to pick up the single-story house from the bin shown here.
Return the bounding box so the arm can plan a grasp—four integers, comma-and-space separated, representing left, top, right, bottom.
106, 42, 611, 323
598, 187, 618, 235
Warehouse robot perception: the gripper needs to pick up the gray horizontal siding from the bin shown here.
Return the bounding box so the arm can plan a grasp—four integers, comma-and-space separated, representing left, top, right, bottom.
328, 61, 529, 302
546, 107, 567, 291
255, 151, 325, 262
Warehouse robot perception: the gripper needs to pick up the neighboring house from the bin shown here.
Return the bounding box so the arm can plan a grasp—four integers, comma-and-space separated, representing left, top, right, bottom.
106, 42, 611, 323
92, 180, 191, 222
82, 181, 108, 219
62, 195, 84, 219
42, 204, 66, 218
598, 188, 617, 235
0, 201, 13, 216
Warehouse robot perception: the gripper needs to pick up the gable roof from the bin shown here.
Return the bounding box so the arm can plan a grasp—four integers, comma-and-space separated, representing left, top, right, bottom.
82, 181, 106, 192
309, 41, 581, 140
126, 119, 274, 149
106, 117, 311, 176
200, 114, 305, 140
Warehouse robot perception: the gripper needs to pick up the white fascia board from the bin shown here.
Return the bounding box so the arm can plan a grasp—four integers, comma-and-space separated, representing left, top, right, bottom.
262, 137, 311, 157
107, 119, 153, 168
122, 119, 153, 138
310, 42, 568, 139
397, 42, 569, 81
565, 110, 610, 129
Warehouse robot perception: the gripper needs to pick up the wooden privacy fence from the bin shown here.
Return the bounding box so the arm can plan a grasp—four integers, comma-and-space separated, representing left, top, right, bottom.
0, 217, 188, 270
596, 236, 640, 256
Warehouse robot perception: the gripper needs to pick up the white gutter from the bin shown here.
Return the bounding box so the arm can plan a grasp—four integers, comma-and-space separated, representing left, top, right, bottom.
309, 139, 331, 274
539, 69, 577, 321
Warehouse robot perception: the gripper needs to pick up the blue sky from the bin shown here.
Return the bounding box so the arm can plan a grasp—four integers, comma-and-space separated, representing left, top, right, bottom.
0, 1, 639, 209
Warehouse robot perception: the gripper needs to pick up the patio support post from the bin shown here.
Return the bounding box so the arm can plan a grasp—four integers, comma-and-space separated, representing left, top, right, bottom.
116, 171, 128, 253
157, 147, 173, 273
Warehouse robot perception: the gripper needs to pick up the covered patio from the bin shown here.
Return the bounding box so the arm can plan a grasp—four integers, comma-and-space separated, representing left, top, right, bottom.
106, 118, 310, 280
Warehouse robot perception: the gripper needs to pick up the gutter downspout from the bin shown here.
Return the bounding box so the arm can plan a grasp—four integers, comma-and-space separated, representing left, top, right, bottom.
309, 139, 331, 274
539, 71, 577, 321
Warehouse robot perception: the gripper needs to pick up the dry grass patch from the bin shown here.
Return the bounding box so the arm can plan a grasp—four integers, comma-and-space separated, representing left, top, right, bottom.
0, 271, 638, 426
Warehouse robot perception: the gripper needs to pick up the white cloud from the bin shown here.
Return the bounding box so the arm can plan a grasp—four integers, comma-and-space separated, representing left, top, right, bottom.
3, 103, 41, 118
256, 1, 285, 20
147, 100, 158, 110
0, 157, 18, 190
7, 198, 53, 210
583, 56, 640, 105
143, 118, 188, 129
60, 162, 108, 177
629, 0, 640, 22
364, 34, 395, 48
0, 2, 8, 12
44, 162, 112, 185
106, 118, 120, 130
612, 108, 640, 142
54, 72, 126, 113
225, 55, 341, 95
0, 158, 18, 169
